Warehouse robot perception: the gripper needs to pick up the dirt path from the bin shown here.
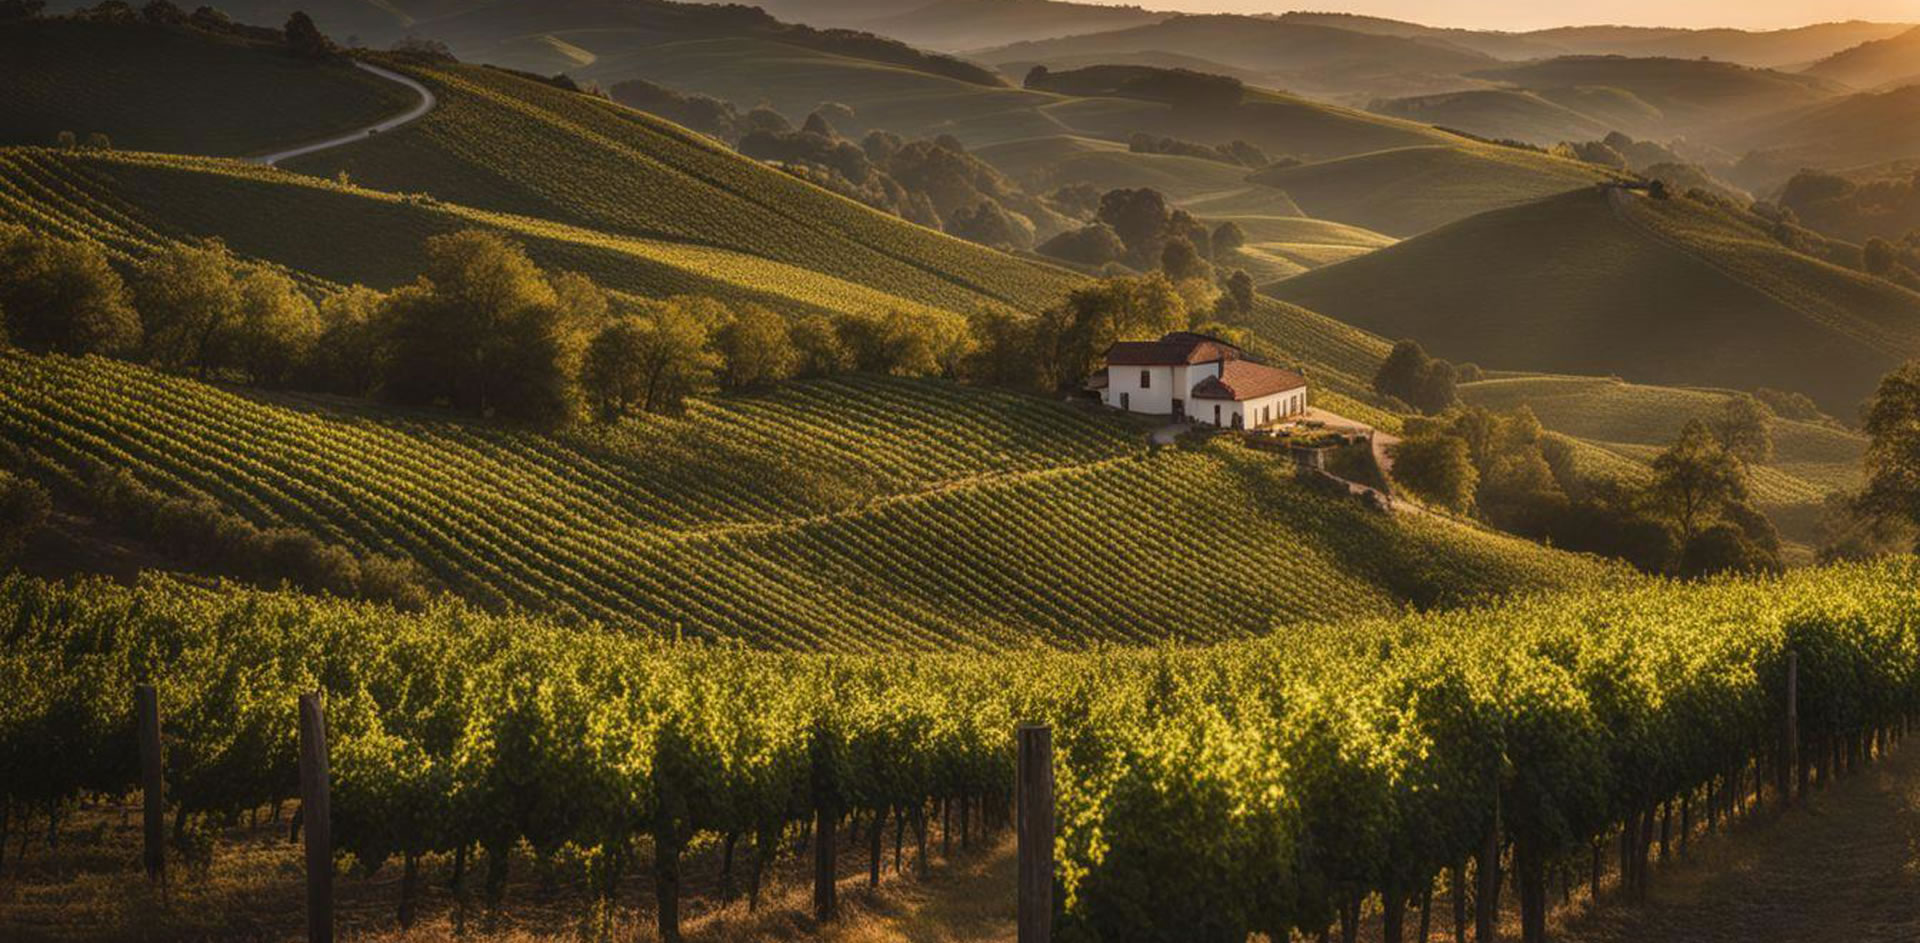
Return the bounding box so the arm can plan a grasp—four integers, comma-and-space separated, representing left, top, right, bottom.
1557, 745, 1920, 943
249, 61, 435, 167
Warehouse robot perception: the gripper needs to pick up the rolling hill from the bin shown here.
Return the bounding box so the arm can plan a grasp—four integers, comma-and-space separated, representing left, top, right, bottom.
973, 14, 1500, 100
0, 18, 417, 157
1521, 20, 1914, 68
1723, 86, 1920, 184
1804, 25, 1920, 90
1370, 88, 1616, 146
0, 352, 1606, 649
1246, 142, 1622, 236
860, 0, 1170, 52
1267, 185, 1920, 412
1468, 56, 1845, 131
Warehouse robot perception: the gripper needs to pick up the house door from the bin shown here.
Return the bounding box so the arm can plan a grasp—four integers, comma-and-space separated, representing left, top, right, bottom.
1172, 398, 1185, 421
1120, 392, 1130, 411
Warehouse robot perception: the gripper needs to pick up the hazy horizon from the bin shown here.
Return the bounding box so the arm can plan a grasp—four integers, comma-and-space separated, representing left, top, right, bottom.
1061, 0, 1920, 33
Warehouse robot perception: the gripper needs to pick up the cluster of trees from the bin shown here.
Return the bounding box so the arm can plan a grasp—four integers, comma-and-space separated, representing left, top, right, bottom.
1037, 186, 1258, 322
608, 78, 785, 143
735, 109, 1073, 252
38, 0, 322, 52
1371, 339, 1477, 415
1391, 398, 1786, 577
1777, 167, 1920, 256
0, 224, 993, 423
1126, 133, 1279, 170
1847, 361, 1920, 556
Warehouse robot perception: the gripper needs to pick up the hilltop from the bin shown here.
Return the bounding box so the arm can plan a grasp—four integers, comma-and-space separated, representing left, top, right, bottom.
1467, 56, 1844, 131
0, 17, 416, 156
1804, 25, 1920, 90
1267, 186, 1920, 412
972, 14, 1501, 100
860, 0, 1170, 53
1370, 88, 1616, 146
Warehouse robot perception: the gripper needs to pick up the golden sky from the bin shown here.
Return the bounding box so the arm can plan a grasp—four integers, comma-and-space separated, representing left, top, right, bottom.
1099, 0, 1919, 31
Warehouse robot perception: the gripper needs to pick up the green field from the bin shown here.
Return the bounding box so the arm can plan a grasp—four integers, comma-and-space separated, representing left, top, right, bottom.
0, 18, 416, 157
277, 56, 1080, 315
0, 352, 1604, 650
1269, 186, 1920, 411
1249, 142, 1623, 236
1370, 88, 1615, 146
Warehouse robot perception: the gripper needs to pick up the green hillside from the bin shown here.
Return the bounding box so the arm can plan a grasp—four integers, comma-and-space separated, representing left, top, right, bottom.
0, 18, 416, 157
1247, 143, 1621, 236
1804, 25, 1920, 89
269, 55, 1077, 315
973, 134, 1262, 200
587, 36, 1065, 145
1268, 186, 1920, 412
1211, 215, 1397, 282
1370, 89, 1615, 146
0, 352, 1604, 650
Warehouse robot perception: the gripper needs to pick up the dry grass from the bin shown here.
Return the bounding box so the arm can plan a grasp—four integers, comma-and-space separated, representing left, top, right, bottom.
0, 804, 1017, 943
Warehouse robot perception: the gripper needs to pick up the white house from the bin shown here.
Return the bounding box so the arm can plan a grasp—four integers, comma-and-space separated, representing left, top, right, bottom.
1092, 332, 1308, 429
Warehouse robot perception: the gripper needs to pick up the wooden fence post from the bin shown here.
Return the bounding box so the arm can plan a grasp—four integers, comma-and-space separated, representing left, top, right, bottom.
298, 693, 333, 943
135, 684, 165, 885
812, 734, 837, 923
1017, 725, 1053, 943
1786, 651, 1800, 804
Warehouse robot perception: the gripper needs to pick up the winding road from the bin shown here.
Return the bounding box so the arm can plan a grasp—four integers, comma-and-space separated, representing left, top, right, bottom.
249, 61, 435, 167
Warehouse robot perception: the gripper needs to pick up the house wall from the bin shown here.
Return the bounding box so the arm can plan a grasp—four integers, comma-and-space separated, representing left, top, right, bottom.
1192, 387, 1309, 428
1104, 364, 1174, 414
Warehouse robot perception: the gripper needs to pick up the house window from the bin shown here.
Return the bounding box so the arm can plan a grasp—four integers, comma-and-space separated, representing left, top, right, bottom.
1139, 370, 1151, 389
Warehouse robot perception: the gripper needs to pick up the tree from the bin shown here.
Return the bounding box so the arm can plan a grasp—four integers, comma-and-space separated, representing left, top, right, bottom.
141, 0, 185, 24
945, 201, 1032, 251
1213, 269, 1254, 321
381, 230, 579, 423
1707, 394, 1774, 464
1371, 339, 1457, 414
1390, 435, 1478, 513
581, 297, 717, 418
0, 1, 47, 22
1211, 221, 1245, 257
0, 226, 140, 355
713, 304, 793, 390
1373, 340, 1429, 406
789, 313, 849, 378
1037, 224, 1126, 268
285, 11, 335, 60
1859, 360, 1920, 549
84, 132, 111, 151
1648, 420, 1749, 546
231, 267, 321, 386
1096, 188, 1171, 268
837, 309, 963, 377
307, 285, 387, 396
1031, 273, 1187, 391
54, 130, 76, 150
135, 239, 243, 374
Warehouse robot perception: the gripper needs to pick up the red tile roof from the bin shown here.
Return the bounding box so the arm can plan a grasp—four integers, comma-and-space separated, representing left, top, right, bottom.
1104, 331, 1244, 366
1191, 360, 1307, 401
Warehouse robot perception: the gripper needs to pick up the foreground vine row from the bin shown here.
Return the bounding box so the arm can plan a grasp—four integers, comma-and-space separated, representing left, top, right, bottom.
4, 560, 1915, 939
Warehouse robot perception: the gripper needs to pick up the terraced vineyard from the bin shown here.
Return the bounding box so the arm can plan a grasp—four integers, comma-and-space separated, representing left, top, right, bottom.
0, 352, 1607, 650
279, 56, 1079, 316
